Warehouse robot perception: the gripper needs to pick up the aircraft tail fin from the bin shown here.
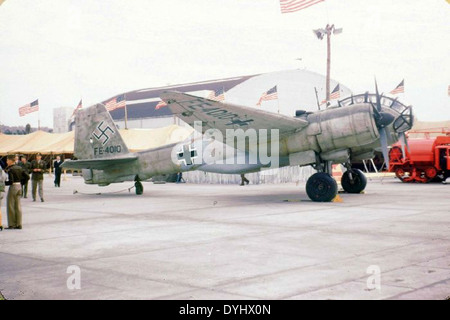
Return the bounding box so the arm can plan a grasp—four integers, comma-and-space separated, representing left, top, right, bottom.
74, 104, 130, 160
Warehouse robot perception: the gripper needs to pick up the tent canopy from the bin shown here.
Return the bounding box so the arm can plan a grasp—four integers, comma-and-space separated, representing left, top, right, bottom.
0, 125, 193, 155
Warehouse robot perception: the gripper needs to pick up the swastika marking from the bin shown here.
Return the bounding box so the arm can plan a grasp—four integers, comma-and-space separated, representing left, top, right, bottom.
92, 121, 115, 146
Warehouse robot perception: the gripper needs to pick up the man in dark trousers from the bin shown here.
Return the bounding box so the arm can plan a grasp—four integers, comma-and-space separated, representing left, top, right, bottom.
31, 153, 46, 202
240, 173, 250, 186
5, 155, 29, 230
53, 155, 63, 187
19, 155, 31, 198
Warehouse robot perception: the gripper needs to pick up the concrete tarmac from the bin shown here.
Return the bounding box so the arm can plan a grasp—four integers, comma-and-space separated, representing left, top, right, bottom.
0, 175, 449, 300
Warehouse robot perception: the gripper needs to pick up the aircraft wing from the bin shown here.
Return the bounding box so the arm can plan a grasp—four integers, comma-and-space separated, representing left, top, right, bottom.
160, 91, 309, 136
61, 155, 138, 170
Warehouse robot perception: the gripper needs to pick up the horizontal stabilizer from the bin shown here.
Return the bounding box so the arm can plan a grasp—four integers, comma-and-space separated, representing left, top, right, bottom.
61, 156, 138, 170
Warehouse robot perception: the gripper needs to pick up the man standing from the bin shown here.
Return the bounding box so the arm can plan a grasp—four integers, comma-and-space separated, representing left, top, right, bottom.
53, 155, 63, 187
31, 153, 46, 202
5, 155, 29, 230
19, 155, 31, 198
0, 166, 5, 231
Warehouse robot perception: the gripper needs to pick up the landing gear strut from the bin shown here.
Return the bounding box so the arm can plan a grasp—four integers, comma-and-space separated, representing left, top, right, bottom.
341, 168, 367, 194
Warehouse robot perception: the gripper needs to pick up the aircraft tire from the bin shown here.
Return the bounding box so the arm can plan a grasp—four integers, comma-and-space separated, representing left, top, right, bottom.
341, 169, 367, 194
135, 181, 144, 195
306, 172, 338, 202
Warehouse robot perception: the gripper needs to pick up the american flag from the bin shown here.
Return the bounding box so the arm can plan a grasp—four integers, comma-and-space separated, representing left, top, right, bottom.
390, 80, 404, 95
19, 99, 39, 117
207, 88, 225, 102
105, 94, 126, 111
279, 0, 325, 14
155, 99, 167, 110
321, 84, 340, 104
256, 86, 278, 106
71, 99, 82, 118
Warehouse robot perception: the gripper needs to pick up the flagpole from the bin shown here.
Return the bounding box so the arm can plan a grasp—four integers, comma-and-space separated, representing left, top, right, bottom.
124, 93, 128, 130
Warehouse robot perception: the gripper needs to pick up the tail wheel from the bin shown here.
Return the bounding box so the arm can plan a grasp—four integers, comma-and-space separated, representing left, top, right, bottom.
306, 172, 338, 202
425, 167, 437, 179
341, 169, 367, 194
135, 181, 144, 195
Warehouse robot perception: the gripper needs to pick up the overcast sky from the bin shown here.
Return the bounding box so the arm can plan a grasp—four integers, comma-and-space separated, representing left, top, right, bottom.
0, 0, 449, 128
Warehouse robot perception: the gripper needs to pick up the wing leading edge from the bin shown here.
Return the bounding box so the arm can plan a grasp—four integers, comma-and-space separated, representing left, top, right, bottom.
160, 91, 309, 136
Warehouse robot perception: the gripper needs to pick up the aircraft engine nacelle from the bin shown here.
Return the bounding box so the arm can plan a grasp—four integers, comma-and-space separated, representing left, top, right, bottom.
286, 104, 380, 164
314, 103, 380, 153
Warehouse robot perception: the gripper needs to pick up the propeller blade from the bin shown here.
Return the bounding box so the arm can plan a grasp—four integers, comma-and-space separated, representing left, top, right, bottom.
399, 133, 406, 158
375, 78, 382, 111
403, 132, 411, 154
379, 127, 390, 170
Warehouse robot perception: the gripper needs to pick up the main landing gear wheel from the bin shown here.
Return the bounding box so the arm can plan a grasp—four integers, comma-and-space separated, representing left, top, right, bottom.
306, 172, 338, 202
341, 169, 367, 194
135, 181, 144, 195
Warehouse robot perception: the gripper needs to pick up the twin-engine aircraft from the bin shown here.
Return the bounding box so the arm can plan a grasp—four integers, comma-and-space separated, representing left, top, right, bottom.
62, 86, 413, 202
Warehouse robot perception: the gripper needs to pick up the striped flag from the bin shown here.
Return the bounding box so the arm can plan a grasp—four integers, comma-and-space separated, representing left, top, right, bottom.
256, 86, 278, 106
105, 94, 126, 111
71, 99, 82, 118
279, 0, 325, 14
155, 100, 167, 110
19, 99, 39, 117
207, 88, 225, 102
321, 84, 340, 104
390, 80, 404, 95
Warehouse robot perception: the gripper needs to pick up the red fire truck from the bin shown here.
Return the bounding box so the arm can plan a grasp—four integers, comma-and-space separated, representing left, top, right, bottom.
389, 132, 450, 183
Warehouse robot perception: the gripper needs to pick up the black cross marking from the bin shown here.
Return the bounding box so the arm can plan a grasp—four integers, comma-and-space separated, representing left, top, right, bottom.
225, 118, 254, 127
177, 145, 198, 166
92, 121, 115, 145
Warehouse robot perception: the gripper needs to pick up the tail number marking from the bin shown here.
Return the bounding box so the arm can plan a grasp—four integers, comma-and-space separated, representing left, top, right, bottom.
94, 145, 122, 156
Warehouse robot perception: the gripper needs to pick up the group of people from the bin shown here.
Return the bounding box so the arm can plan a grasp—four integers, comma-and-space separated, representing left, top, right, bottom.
0, 154, 64, 231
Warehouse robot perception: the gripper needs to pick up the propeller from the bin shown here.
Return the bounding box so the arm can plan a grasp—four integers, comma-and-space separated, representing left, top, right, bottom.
398, 132, 410, 157
372, 79, 393, 170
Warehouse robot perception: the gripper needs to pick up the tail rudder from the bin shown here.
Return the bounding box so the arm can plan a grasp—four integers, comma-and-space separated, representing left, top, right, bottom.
74, 104, 129, 160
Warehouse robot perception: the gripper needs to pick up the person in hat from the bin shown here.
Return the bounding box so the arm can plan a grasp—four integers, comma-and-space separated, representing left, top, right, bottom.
31, 153, 47, 202
19, 155, 31, 198
4, 155, 29, 230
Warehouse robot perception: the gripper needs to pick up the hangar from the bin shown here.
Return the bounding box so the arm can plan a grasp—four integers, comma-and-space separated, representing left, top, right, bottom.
97, 69, 352, 130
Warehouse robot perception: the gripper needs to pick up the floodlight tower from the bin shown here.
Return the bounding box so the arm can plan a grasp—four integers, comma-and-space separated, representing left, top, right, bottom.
313, 24, 342, 103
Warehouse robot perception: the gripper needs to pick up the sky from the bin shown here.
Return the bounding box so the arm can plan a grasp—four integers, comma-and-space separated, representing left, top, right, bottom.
0, 0, 449, 128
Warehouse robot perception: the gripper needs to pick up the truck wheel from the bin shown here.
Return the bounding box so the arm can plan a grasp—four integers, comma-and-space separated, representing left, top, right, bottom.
425, 167, 437, 179
135, 181, 144, 195
306, 173, 338, 202
341, 169, 367, 193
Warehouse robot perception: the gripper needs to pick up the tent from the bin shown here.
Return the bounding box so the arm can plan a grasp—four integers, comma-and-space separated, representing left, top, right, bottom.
0, 125, 193, 155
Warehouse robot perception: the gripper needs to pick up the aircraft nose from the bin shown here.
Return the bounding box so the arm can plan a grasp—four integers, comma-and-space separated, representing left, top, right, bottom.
375, 111, 395, 128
